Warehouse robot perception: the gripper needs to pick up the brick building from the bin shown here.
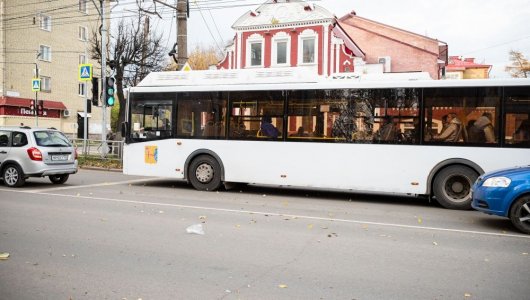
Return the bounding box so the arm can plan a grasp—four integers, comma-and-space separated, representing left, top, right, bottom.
0, 0, 109, 137
218, 0, 448, 79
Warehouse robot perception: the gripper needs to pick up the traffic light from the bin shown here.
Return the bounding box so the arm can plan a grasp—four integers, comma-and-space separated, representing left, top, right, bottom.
105, 76, 115, 106
30, 100, 35, 111
37, 100, 44, 116
91, 77, 99, 106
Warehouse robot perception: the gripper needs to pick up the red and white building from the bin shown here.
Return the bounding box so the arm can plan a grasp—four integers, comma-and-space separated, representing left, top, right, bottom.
217, 0, 365, 76
218, 0, 448, 79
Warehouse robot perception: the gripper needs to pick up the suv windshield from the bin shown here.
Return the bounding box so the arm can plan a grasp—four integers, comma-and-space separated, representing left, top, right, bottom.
34, 131, 72, 147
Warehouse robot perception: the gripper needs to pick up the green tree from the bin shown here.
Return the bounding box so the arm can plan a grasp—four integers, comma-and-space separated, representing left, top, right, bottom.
505, 50, 530, 78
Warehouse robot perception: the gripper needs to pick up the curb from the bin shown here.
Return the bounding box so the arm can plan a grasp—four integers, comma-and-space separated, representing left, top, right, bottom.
79, 166, 123, 173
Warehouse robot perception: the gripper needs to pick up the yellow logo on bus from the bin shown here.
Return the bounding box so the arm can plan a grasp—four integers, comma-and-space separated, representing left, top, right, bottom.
144, 146, 158, 164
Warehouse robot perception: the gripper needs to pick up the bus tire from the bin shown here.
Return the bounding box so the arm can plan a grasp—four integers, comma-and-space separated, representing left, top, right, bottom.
433, 165, 478, 210
188, 155, 222, 191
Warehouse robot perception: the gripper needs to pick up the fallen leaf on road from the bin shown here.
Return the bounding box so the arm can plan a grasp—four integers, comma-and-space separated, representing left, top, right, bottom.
282, 201, 288, 206
0, 253, 10, 260
278, 284, 288, 288
307, 224, 313, 230
464, 293, 471, 297
522, 252, 528, 255
417, 217, 422, 224
433, 242, 438, 246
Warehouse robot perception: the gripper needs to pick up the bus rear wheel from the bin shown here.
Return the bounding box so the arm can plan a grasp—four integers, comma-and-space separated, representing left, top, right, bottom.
433, 165, 478, 210
188, 155, 222, 191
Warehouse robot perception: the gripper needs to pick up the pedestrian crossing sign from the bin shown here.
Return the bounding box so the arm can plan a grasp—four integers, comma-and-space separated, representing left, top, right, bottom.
32, 78, 41, 92
78, 64, 93, 81
181, 62, 192, 72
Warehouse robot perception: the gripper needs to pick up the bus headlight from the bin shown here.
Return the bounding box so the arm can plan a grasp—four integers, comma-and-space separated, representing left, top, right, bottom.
482, 177, 511, 188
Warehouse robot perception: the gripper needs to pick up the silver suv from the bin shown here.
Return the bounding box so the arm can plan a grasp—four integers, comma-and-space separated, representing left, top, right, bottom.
0, 126, 78, 187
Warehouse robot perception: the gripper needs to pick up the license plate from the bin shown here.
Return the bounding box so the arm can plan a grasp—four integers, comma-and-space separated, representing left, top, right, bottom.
51, 155, 68, 161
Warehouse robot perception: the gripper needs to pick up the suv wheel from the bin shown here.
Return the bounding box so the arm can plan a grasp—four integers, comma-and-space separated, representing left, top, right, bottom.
49, 174, 69, 184
3, 164, 25, 187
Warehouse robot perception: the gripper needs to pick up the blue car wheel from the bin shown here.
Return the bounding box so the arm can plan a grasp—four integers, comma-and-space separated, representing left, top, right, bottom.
509, 195, 530, 234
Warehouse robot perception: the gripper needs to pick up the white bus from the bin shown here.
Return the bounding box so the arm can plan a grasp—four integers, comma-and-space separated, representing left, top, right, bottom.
122, 68, 530, 210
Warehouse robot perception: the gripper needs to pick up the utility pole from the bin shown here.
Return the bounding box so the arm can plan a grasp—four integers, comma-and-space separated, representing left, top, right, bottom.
100, 0, 108, 156
176, 0, 188, 70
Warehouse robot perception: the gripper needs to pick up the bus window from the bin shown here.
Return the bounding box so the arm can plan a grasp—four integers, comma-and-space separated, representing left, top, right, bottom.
424, 87, 501, 145
504, 86, 530, 147
229, 91, 284, 139
129, 93, 174, 142
288, 88, 420, 144
176, 92, 227, 139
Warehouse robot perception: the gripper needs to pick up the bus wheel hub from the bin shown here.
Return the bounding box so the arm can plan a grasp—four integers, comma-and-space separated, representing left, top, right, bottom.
196, 163, 213, 183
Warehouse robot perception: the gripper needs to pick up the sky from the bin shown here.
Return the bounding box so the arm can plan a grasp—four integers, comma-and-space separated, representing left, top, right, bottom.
117, 0, 530, 77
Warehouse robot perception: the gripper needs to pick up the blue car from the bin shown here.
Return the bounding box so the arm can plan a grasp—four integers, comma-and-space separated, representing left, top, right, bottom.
472, 166, 530, 234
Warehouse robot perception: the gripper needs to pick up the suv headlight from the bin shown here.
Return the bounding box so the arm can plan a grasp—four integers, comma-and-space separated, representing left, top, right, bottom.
482, 177, 511, 188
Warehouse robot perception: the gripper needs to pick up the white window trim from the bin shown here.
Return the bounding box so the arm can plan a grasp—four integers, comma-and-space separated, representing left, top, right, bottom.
79, 26, 87, 41
39, 45, 51, 62
298, 29, 318, 66
271, 32, 291, 67
245, 33, 264, 68
79, 54, 86, 65
39, 14, 51, 31
41, 76, 51, 92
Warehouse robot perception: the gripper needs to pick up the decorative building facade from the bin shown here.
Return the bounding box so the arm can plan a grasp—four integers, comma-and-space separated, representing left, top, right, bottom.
217, 0, 365, 76
218, 0, 449, 79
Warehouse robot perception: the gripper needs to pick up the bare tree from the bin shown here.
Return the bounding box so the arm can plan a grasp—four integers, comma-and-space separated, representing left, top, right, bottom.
90, 13, 167, 134
505, 50, 530, 78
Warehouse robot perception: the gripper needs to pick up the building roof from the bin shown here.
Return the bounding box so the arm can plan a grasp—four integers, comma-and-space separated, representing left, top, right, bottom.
232, 0, 335, 29
447, 56, 491, 71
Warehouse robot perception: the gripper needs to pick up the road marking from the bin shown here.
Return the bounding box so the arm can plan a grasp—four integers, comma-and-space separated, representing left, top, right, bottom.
1, 188, 529, 239
23, 178, 164, 193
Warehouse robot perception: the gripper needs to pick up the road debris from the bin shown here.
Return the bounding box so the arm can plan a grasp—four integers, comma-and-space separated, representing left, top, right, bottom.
0, 253, 9, 260
186, 224, 205, 235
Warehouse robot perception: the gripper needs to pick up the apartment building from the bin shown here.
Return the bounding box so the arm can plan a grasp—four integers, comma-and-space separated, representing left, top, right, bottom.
0, 0, 109, 137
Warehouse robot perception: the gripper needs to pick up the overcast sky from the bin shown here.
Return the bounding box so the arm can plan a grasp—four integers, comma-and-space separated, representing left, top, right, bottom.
121, 0, 530, 77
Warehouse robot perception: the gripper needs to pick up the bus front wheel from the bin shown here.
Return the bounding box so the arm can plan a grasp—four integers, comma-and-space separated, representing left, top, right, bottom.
433, 165, 478, 210
188, 155, 222, 191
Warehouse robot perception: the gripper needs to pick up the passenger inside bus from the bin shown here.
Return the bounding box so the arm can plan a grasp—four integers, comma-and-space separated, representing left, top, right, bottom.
374, 116, 399, 142
433, 113, 463, 142
260, 116, 280, 138
469, 112, 495, 143
514, 119, 530, 144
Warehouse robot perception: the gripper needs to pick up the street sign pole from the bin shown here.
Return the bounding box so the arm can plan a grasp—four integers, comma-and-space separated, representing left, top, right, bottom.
83, 41, 89, 154
34, 63, 39, 127
100, 0, 108, 157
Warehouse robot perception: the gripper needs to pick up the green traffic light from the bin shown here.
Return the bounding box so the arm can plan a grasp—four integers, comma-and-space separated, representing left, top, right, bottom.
107, 97, 115, 106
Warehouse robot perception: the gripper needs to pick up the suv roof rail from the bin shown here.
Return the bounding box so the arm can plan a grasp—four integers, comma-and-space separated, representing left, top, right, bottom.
20, 126, 32, 129
48, 127, 57, 130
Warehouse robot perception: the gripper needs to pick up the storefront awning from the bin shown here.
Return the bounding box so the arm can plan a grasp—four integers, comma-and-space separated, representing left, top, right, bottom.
0, 96, 67, 110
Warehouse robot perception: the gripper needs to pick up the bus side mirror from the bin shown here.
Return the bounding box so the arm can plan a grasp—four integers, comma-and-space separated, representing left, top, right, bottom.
121, 122, 128, 138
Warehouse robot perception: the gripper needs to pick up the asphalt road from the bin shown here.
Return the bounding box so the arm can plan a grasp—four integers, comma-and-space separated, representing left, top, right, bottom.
0, 169, 529, 300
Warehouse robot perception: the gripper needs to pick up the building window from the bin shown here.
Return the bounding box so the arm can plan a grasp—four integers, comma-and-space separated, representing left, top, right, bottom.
41, 76, 51, 92
250, 42, 262, 66
302, 38, 315, 63
79, 82, 86, 96
79, 26, 87, 41
79, 54, 86, 64
245, 33, 264, 68
272, 32, 291, 67
298, 29, 318, 65
276, 41, 287, 64
39, 45, 51, 61
79, 0, 87, 13
39, 14, 51, 31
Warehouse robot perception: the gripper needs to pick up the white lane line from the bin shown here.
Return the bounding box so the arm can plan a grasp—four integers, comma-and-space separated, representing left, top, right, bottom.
2, 189, 529, 239
1, 178, 163, 193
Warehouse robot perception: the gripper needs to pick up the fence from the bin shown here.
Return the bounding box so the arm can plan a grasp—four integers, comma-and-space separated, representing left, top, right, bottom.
71, 138, 124, 161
